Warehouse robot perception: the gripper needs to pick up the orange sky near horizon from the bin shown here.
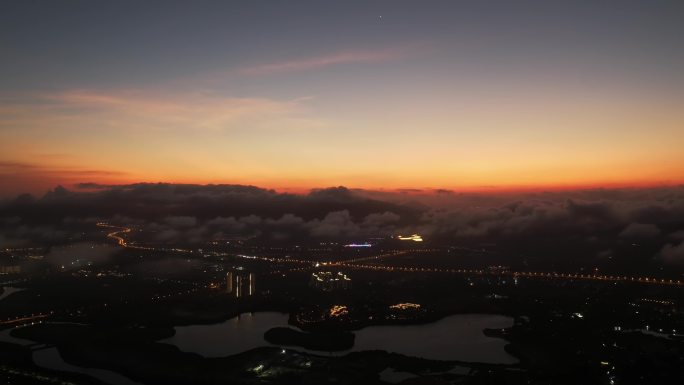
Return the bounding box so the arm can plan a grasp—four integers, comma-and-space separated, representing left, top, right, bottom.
1, 83, 682, 197
1, 154, 683, 197
2, 2, 683, 198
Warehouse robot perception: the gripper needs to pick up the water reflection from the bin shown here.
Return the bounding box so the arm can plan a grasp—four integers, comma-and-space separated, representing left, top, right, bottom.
0, 287, 24, 301
352, 314, 516, 363
164, 312, 517, 363
162, 312, 289, 357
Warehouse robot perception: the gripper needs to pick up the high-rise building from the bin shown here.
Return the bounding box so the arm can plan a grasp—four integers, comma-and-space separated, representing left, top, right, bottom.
225, 268, 256, 298
235, 275, 242, 298
310, 271, 351, 291
226, 272, 233, 293
249, 273, 255, 296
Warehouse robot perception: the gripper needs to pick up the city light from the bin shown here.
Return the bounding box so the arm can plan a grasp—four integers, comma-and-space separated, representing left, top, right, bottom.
396, 234, 423, 242
389, 303, 421, 310
329, 305, 349, 318
344, 243, 372, 248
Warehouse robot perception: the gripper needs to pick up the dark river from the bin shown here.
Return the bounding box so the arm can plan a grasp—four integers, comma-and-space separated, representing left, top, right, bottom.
0, 325, 144, 385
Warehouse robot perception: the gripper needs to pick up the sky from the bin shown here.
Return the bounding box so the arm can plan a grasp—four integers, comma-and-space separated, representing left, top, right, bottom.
1, 0, 683, 197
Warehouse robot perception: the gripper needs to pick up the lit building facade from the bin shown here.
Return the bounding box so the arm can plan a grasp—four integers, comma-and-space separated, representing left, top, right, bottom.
226, 269, 255, 298
309, 271, 351, 291
226, 271, 233, 293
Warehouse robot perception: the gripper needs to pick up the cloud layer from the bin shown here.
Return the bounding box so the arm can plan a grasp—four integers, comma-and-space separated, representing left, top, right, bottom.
2, 184, 684, 270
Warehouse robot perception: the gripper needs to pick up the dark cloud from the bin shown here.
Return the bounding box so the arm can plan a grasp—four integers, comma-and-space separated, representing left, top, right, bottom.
3, 184, 684, 273
307, 210, 360, 238
597, 249, 614, 259
565, 199, 617, 222
619, 223, 661, 238
397, 188, 424, 194
660, 241, 684, 265
74, 183, 117, 190
308, 186, 355, 201
0, 184, 418, 227
164, 216, 198, 228
362, 211, 401, 227
131, 210, 404, 244
434, 189, 454, 195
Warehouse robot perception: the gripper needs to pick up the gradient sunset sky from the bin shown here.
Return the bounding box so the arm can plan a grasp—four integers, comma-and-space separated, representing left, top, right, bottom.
1, 0, 683, 196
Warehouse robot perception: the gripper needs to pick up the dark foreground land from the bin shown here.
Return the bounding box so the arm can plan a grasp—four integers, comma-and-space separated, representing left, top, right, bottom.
2, 244, 684, 385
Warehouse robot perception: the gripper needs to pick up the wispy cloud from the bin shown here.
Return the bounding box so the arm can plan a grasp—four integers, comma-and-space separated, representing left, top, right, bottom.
240, 45, 415, 75
0, 161, 39, 170
0, 161, 126, 177
0, 88, 327, 196
0, 89, 323, 133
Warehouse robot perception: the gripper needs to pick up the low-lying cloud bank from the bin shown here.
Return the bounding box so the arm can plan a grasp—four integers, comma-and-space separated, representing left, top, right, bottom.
2, 183, 684, 265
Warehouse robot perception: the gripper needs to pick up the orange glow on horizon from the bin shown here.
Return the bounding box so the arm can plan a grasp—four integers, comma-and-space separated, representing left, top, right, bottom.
2, 85, 683, 197
5, 173, 680, 198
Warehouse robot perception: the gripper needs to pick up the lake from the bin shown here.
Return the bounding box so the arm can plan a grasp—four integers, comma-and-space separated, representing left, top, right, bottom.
162, 312, 517, 363
0, 311, 516, 384
0, 287, 24, 301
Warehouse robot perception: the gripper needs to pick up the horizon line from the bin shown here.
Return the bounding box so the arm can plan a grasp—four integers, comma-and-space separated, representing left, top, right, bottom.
4, 179, 683, 199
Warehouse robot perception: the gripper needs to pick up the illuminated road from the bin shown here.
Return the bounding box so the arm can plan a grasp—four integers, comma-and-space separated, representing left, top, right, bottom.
97, 223, 193, 253
99, 223, 684, 287
0, 312, 52, 326
97, 223, 144, 249
334, 250, 416, 264
334, 262, 684, 287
